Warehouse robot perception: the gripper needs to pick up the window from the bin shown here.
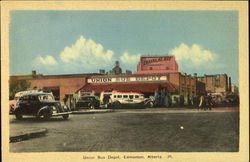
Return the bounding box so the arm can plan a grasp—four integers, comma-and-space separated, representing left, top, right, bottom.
30, 96, 37, 101
129, 95, 134, 99
123, 95, 128, 98
38, 95, 55, 101
114, 95, 117, 98
149, 67, 153, 70
135, 95, 139, 98
118, 95, 122, 98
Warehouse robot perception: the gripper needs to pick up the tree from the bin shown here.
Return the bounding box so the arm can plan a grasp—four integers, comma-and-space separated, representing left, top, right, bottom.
9, 80, 31, 98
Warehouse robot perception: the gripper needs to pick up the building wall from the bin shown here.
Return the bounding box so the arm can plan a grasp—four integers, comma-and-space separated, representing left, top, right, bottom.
231, 84, 239, 95
137, 56, 179, 74
168, 73, 201, 98
28, 77, 87, 101
197, 74, 228, 94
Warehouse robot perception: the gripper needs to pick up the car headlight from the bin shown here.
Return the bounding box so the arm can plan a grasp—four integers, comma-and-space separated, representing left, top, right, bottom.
63, 105, 68, 110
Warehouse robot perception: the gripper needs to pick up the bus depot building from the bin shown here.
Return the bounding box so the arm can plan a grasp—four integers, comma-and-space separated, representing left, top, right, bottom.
11, 55, 229, 107
76, 72, 204, 106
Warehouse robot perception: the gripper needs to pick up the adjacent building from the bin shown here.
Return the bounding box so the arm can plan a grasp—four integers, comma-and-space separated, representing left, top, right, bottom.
10, 72, 100, 101
196, 74, 230, 95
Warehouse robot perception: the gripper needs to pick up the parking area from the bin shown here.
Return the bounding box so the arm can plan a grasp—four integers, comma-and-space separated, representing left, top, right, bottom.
9, 108, 239, 152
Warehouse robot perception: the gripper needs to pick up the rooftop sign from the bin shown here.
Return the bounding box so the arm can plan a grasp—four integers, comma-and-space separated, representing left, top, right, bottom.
88, 75, 167, 83
142, 56, 172, 65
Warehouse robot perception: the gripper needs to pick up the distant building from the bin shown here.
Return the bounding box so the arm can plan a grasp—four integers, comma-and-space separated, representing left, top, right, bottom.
197, 74, 229, 94
136, 56, 179, 74
231, 84, 239, 95
99, 69, 105, 74
125, 70, 132, 75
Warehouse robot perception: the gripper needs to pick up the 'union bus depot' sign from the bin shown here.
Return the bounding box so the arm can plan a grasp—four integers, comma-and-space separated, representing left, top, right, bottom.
88, 75, 167, 83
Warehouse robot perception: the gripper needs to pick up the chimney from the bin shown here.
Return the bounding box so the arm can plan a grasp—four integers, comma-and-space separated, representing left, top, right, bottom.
228, 77, 232, 92
99, 69, 105, 74
126, 70, 132, 75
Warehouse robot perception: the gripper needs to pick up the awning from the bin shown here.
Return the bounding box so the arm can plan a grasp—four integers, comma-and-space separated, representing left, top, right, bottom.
77, 82, 177, 93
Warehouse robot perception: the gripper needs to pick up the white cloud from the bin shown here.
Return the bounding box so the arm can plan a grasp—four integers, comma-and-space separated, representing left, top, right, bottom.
60, 35, 114, 67
169, 43, 217, 66
35, 55, 58, 66
120, 52, 141, 66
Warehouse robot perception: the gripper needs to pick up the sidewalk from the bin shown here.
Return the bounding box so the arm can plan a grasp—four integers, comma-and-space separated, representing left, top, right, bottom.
71, 109, 114, 114
10, 128, 48, 143
145, 107, 239, 112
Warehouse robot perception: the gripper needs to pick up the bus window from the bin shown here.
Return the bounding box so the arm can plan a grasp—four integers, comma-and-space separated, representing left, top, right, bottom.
135, 95, 139, 98
114, 95, 117, 98
118, 95, 122, 98
123, 95, 128, 98
129, 95, 134, 99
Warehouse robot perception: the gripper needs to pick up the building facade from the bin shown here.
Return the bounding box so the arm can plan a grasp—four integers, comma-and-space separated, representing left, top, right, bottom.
197, 74, 229, 94
10, 71, 99, 101
10, 56, 232, 105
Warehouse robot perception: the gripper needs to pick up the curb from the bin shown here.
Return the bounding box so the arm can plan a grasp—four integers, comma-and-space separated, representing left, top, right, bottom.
71, 109, 115, 114
10, 128, 48, 143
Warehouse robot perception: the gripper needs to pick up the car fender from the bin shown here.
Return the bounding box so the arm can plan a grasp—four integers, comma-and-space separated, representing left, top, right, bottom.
37, 106, 50, 116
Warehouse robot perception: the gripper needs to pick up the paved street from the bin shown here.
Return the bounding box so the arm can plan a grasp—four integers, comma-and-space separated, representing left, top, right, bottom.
10, 108, 239, 152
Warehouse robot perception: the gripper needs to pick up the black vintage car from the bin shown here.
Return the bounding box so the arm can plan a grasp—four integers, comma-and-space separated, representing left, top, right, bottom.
14, 93, 71, 120
75, 96, 100, 109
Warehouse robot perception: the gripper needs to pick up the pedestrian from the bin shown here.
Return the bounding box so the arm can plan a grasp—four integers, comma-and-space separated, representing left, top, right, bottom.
206, 94, 213, 110
198, 95, 205, 110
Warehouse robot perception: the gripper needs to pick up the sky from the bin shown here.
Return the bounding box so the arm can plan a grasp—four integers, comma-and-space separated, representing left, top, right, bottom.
10, 11, 239, 85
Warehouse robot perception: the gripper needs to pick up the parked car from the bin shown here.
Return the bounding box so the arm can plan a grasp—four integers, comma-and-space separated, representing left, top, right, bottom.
14, 93, 71, 120
9, 90, 48, 114
100, 91, 155, 108
75, 96, 100, 109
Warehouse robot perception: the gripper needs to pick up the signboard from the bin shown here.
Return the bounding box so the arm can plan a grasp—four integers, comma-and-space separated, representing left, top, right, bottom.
142, 56, 172, 65
88, 75, 167, 83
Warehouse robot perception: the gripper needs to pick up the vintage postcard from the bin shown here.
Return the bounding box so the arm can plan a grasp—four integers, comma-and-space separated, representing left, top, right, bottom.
1, 1, 248, 162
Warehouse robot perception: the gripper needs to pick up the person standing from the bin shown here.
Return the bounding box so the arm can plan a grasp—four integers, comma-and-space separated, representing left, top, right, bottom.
206, 94, 213, 110
198, 95, 205, 110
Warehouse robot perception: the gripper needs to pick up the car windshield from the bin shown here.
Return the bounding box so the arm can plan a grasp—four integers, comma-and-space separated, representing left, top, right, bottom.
38, 95, 55, 101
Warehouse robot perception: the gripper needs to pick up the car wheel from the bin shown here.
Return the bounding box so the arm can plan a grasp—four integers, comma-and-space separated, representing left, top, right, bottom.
113, 101, 121, 109
15, 113, 23, 120
43, 112, 51, 120
90, 104, 95, 109
62, 114, 69, 120
36, 114, 42, 120
147, 101, 154, 108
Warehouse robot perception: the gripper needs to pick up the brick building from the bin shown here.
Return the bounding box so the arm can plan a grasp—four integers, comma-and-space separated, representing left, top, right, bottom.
11, 56, 229, 104
78, 72, 204, 98
197, 74, 229, 94
10, 71, 100, 101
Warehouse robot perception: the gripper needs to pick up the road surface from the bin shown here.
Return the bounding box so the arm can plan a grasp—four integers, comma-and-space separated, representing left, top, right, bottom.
9, 108, 239, 152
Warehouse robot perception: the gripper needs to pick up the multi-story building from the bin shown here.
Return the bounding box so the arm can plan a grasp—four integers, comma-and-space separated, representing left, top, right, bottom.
197, 74, 229, 95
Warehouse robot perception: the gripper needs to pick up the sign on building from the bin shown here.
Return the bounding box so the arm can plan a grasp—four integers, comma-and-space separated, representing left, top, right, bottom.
88, 75, 167, 83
